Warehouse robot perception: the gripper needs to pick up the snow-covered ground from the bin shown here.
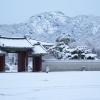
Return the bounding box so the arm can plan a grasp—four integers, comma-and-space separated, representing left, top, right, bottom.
0, 72, 100, 100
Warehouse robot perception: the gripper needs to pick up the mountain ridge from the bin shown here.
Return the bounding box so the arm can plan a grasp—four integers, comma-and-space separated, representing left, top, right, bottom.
0, 11, 100, 52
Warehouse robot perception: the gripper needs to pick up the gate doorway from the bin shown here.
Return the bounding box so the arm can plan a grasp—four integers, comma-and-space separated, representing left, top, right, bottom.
5, 52, 28, 72
18, 51, 28, 72
33, 55, 42, 72
5, 53, 18, 72
0, 55, 5, 72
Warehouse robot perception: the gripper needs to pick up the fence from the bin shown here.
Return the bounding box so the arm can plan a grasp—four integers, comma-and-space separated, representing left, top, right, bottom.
42, 59, 100, 72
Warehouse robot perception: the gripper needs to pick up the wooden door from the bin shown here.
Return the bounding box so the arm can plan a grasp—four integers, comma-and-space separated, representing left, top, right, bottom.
33, 55, 42, 72
18, 52, 28, 72
0, 55, 5, 72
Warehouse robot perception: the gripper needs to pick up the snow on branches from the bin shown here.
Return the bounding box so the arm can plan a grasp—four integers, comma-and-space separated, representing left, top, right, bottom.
48, 34, 97, 60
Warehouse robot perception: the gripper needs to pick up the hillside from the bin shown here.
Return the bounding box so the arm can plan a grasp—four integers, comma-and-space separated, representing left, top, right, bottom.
0, 11, 100, 54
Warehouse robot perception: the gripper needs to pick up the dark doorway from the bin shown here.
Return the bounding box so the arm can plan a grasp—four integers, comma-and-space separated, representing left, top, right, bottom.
0, 55, 5, 72
33, 55, 42, 72
18, 51, 28, 72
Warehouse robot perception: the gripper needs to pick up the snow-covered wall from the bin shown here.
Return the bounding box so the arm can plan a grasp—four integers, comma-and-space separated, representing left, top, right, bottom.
42, 60, 100, 71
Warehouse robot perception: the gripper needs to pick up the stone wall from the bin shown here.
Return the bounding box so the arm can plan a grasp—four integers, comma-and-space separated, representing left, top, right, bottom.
42, 60, 100, 72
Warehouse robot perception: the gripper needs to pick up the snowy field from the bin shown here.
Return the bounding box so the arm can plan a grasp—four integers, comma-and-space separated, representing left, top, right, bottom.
0, 72, 100, 100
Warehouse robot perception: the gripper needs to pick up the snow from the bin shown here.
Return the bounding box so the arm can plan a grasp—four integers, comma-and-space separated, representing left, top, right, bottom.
85, 54, 97, 58
28, 39, 54, 46
0, 50, 6, 54
27, 39, 38, 45
33, 44, 47, 54
0, 37, 47, 54
0, 12, 100, 52
40, 41, 54, 46
0, 72, 100, 100
0, 38, 33, 48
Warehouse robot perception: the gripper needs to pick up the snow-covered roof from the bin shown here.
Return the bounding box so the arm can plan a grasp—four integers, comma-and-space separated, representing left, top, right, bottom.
76, 46, 89, 51
28, 39, 54, 46
33, 44, 47, 55
41, 41, 54, 46
0, 37, 33, 48
0, 37, 47, 54
85, 54, 97, 58
0, 50, 6, 54
66, 48, 76, 53
71, 54, 78, 57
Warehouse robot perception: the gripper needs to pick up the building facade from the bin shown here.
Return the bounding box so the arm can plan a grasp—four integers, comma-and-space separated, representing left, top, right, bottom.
0, 37, 47, 72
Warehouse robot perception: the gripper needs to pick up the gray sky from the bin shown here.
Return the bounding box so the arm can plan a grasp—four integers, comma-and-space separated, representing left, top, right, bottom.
0, 0, 100, 24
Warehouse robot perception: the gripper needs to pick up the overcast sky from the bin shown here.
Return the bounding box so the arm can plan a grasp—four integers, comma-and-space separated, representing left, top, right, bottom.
0, 0, 100, 24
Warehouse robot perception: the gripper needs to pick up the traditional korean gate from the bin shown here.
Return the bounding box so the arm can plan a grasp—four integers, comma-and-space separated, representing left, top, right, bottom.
0, 55, 5, 72
32, 55, 42, 72
18, 51, 28, 72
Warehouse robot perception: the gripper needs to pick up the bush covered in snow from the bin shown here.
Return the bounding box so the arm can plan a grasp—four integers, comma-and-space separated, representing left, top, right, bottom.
49, 34, 97, 60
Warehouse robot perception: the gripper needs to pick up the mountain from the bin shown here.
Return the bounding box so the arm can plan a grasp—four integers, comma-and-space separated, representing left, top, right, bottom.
0, 11, 100, 54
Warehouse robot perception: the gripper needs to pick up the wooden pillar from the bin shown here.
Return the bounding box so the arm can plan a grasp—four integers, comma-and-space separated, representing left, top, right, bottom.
18, 51, 28, 72
32, 55, 42, 72
0, 55, 5, 72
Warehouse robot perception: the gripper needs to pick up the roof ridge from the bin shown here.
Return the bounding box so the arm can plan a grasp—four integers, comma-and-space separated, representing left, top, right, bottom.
0, 36, 25, 39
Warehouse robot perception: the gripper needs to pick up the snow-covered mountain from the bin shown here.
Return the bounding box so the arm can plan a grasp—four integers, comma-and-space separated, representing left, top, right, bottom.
0, 11, 100, 53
